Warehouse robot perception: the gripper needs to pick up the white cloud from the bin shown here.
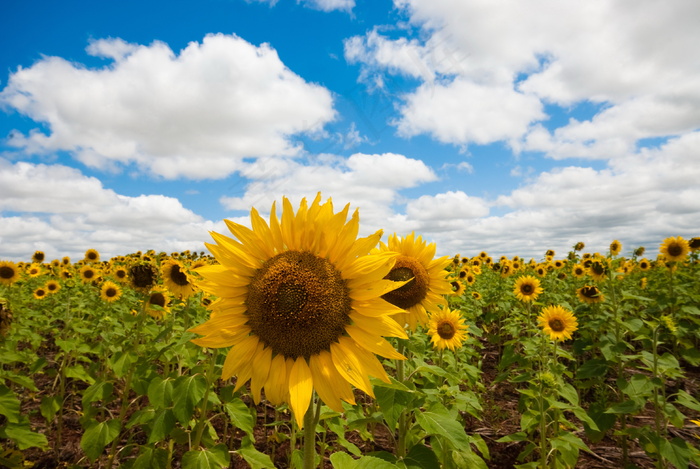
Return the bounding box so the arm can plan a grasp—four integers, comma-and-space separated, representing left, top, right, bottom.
0, 159, 220, 261
406, 191, 489, 221
303, 0, 355, 12
0, 34, 335, 179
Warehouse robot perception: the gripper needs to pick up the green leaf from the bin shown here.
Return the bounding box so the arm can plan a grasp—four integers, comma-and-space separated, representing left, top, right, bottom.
414, 410, 471, 450
182, 444, 230, 469
148, 408, 176, 444
675, 389, 700, 412
173, 374, 207, 424
558, 383, 579, 406
40, 395, 61, 423
374, 380, 415, 429
329, 452, 400, 468
3, 423, 49, 450
659, 437, 693, 469
451, 449, 488, 469
237, 436, 275, 469
404, 443, 440, 469
224, 398, 255, 438
132, 446, 168, 469
326, 417, 361, 456
618, 374, 653, 399
576, 358, 609, 379
110, 351, 137, 378
147, 377, 174, 409
65, 364, 96, 385
80, 419, 121, 461
0, 385, 21, 423
496, 432, 529, 443
605, 399, 642, 414
82, 381, 114, 407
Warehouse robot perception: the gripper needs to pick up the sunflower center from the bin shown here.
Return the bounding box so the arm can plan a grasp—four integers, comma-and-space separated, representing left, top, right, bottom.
106, 287, 118, 298
520, 284, 534, 294
0, 267, 14, 279
169, 265, 190, 286
437, 321, 456, 340
150, 292, 166, 308
246, 250, 351, 360
84, 270, 95, 279
581, 286, 599, 298
381, 256, 429, 309
667, 243, 683, 257
548, 318, 565, 332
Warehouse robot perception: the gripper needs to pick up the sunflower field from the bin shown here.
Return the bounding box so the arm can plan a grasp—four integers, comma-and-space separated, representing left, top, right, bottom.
0, 196, 699, 469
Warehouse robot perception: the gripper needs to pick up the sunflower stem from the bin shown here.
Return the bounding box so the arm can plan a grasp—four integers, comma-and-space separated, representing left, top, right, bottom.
396, 340, 408, 458
303, 395, 319, 469
192, 348, 218, 449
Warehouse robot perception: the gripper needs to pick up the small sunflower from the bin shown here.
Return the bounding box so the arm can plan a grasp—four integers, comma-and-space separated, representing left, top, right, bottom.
577, 285, 604, 304
689, 237, 700, 251
587, 260, 608, 281
450, 280, 465, 297
0, 261, 21, 286
471, 291, 482, 300
61, 256, 71, 266
427, 309, 469, 351
609, 240, 622, 256
638, 259, 651, 271
112, 266, 129, 283
32, 251, 45, 263
45, 280, 61, 295
145, 286, 171, 320
33, 287, 48, 300
571, 264, 586, 278
84, 249, 100, 263
538, 305, 578, 341
378, 232, 452, 331
190, 194, 407, 428
513, 275, 543, 302
660, 236, 690, 262
161, 259, 197, 299
100, 281, 123, 303
79, 265, 99, 283
27, 263, 43, 278
573, 242, 585, 252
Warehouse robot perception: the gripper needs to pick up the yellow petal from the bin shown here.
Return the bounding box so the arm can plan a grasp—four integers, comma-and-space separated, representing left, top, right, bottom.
345, 325, 405, 360
331, 337, 374, 397
351, 312, 408, 339
308, 352, 344, 412
250, 343, 272, 404
264, 354, 288, 405
221, 335, 259, 380
289, 358, 313, 429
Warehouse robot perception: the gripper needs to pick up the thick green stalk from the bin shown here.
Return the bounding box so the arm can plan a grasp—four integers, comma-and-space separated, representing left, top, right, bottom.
192, 349, 218, 449
396, 341, 408, 458
303, 396, 321, 469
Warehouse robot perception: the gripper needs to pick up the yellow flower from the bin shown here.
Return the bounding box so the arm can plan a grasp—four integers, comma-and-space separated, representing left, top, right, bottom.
377, 233, 451, 331
84, 248, 100, 263
161, 259, 197, 299
33, 287, 48, 300
79, 265, 100, 283
0, 261, 21, 286
45, 280, 61, 295
427, 309, 469, 351
538, 305, 578, 341
577, 285, 604, 304
100, 281, 123, 303
145, 286, 171, 320
609, 240, 622, 256
190, 194, 407, 428
27, 263, 43, 278
450, 280, 465, 297
513, 275, 543, 302
660, 236, 690, 262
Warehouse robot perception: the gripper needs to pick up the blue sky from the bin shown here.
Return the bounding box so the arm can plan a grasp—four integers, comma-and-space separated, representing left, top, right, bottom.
1, 0, 699, 262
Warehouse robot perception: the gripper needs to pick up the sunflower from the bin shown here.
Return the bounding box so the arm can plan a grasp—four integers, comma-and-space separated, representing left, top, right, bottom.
0, 261, 21, 286
100, 281, 123, 303
427, 309, 469, 351
464, 272, 476, 285
33, 287, 48, 300
471, 291, 482, 300
573, 242, 585, 252
638, 259, 651, 271
32, 251, 45, 263
571, 264, 586, 278
145, 286, 171, 320
660, 236, 690, 262
190, 194, 408, 428
45, 280, 61, 295
61, 256, 71, 266
79, 265, 99, 283
450, 280, 465, 297
513, 275, 543, 302
84, 249, 100, 263
538, 305, 578, 341
609, 240, 622, 256
161, 259, 197, 299
587, 260, 608, 281
577, 285, 604, 304
112, 266, 129, 283
129, 263, 158, 292
689, 237, 700, 251
27, 263, 43, 278
377, 232, 452, 331
634, 247, 646, 257
535, 265, 547, 277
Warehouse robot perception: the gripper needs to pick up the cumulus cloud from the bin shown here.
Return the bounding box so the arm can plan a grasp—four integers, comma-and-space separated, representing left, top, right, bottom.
346, 0, 700, 156
0, 34, 335, 179
0, 159, 219, 261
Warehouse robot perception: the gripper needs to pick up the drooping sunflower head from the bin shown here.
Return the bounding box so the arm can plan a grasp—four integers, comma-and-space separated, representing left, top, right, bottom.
573, 242, 585, 252
378, 232, 451, 331
129, 263, 158, 292
189, 194, 408, 428
161, 259, 197, 299
660, 236, 690, 262
609, 240, 622, 256
538, 305, 578, 341
577, 285, 604, 304
32, 251, 45, 263
689, 237, 700, 251
0, 261, 21, 286
84, 249, 100, 263
427, 309, 469, 351
100, 281, 123, 303
513, 275, 543, 302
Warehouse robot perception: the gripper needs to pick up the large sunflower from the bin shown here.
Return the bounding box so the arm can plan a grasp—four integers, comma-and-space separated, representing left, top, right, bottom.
427, 309, 469, 351
0, 261, 21, 286
190, 194, 407, 428
538, 305, 578, 341
513, 275, 543, 302
161, 259, 197, 299
660, 236, 690, 262
377, 233, 451, 331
